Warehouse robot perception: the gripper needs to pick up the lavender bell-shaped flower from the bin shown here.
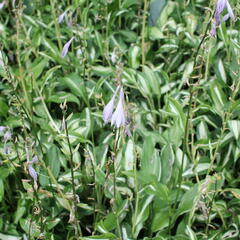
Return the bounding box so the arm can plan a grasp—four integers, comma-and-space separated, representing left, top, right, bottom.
215, 0, 234, 25
211, 0, 234, 36
111, 88, 126, 128
58, 11, 67, 24
28, 155, 38, 182
0, 126, 5, 134
103, 86, 119, 124
62, 37, 74, 58
210, 21, 217, 37
0, 2, 5, 10
28, 165, 38, 182
223, 1, 235, 21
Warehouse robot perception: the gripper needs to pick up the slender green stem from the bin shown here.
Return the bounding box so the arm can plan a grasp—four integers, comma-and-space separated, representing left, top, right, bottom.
113, 129, 122, 240
207, 81, 240, 175
64, 115, 82, 238
132, 134, 139, 237
118, 0, 121, 28
141, 0, 148, 67
50, 0, 62, 50
205, 180, 218, 236
169, 18, 211, 232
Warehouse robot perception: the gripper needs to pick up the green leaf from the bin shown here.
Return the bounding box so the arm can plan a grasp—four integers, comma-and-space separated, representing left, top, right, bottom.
168, 97, 186, 129
56, 197, 71, 211
122, 0, 138, 8
132, 195, 154, 238
124, 139, 135, 171
141, 136, 154, 171
46, 218, 61, 230
216, 58, 227, 83
0, 233, 21, 240
176, 184, 200, 218
20, 218, 41, 237
228, 120, 240, 140
83, 233, 117, 240
47, 92, 80, 106
149, 0, 167, 26
182, 61, 194, 85
14, 199, 26, 224
160, 144, 174, 184
0, 179, 4, 202
96, 213, 117, 233
183, 163, 210, 177
0, 98, 8, 117
151, 208, 170, 232
61, 73, 89, 106
142, 66, 161, 96
28, 58, 48, 80
47, 145, 60, 178
209, 80, 227, 116
92, 66, 113, 77
186, 225, 197, 240
128, 45, 141, 69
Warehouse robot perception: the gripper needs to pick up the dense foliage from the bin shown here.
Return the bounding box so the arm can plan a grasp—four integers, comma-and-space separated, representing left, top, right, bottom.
0, 0, 240, 239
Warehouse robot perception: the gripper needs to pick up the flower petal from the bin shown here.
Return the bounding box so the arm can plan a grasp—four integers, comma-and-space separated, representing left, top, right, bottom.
3, 143, 9, 154
28, 165, 38, 182
58, 11, 66, 24
215, 0, 227, 25
31, 155, 38, 164
0, 2, 5, 10
210, 21, 217, 36
216, 0, 227, 15
103, 98, 115, 124
226, 1, 234, 20
222, 13, 230, 22
103, 86, 119, 124
0, 126, 6, 134
111, 88, 126, 128
62, 37, 74, 58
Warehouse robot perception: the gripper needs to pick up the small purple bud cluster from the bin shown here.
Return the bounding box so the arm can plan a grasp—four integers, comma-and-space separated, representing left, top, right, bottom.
103, 86, 129, 129
210, 0, 235, 36
0, 126, 12, 154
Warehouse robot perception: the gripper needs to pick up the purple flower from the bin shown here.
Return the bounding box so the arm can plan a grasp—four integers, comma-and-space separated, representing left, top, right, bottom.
215, 0, 234, 25
0, 2, 5, 10
124, 125, 132, 137
28, 155, 38, 182
210, 21, 217, 36
0, 126, 5, 134
103, 86, 119, 124
211, 0, 235, 36
111, 88, 126, 128
61, 37, 74, 58
110, 52, 117, 64
223, 1, 234, 21
58, 11, 67, 24
28, 165, 38, 182
30, 155, 38, 164
3, 143, 9, 154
